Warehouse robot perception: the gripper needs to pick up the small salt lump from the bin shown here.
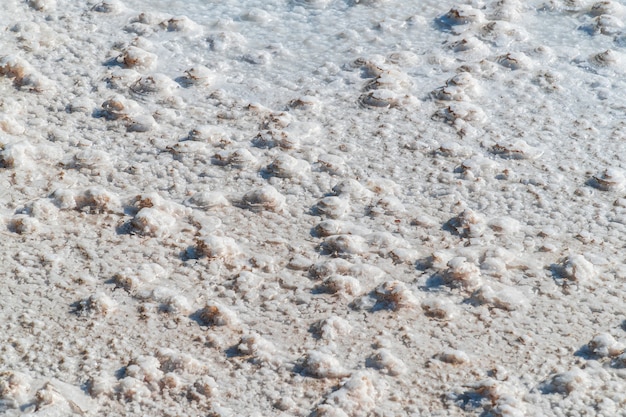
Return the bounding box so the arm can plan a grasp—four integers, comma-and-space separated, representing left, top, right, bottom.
321, 275, 362, 296
119, 46, 157, 71
196, 236, 241, 262
543, 368, 587, 394
368, 349, 405, 376
589, 168, 625, 191
587, 333, 624, 357
131, 207, 176, 237
241, 185, 285, 212
321, 235, 366, 256
555, 254, 596, 283
197, 302, 238, 327
444, 257, 483, 290
313, 196, 350, 219
373, 280, 417, 310
303, 351, 349, 379
438, 349, 470, 365
421, 298, 456, 320
472, 284, 527, 311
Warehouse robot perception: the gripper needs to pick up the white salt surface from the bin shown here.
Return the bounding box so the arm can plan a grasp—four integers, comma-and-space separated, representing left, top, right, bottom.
2, 0, 626, 415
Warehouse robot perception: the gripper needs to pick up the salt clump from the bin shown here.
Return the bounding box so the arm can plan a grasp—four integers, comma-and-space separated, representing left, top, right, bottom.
317, 154, 346, 176
266, 153, 310, 178
444, 257, 483, 290
132, 207, 176, 237
185, 191, 230, 210
314, 371, 382, 416
182, 66, 216, 87
313, 196, 350, 219
303, 351, 349, 378
332, 179, 373, 201
543, 368, 587, 394
555, 254, 596, 283
160, 16, 202, 33
92, 1, 124, 13
421, 298, 457, 320
7, 215, 39, 234
321, 234, 367, 256
359, 89, 410, 109
313, 220, 346, 237
437, 102, 486, 127
589, 168, 625, 191
431, 72, 480, 102
207, 31, 247, 52
149, 287, 192, 314
368, 349, 405, 376
589, 49, 623, 68
448, 209, 486, 238
315, 316, 353, 341
439, 349, 470, 365
497, 52, 532, 70
472, 284, 527, 311
237, 334, 279, 365
156, 348, 205, 374
0, 55, 50, 91
588, 1, 626, 17
119, 46, 157, 71
213, 148, 258, 169
580, 15, 624, 36
373, 280, 417, 310
198, 302, 239, 327
490, 140, 543, 159
129, 74, 179, 99
197, 236, 241, 263
241, 185, 285, 212
0, 371, 31, 408
28, 0, 56, 11
438, 5, 486, 27
77, 292, 117, 316
587, 333, 624, 357
321, 275, 362, 297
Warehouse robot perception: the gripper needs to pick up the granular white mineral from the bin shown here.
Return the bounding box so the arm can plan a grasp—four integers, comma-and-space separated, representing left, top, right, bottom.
2, 0, 626, 415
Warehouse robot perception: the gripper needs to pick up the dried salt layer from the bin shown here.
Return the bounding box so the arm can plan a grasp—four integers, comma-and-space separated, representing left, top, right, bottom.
2, 0, 626, 416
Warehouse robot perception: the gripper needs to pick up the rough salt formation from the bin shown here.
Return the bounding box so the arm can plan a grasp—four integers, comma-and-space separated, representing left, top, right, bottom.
1, 0, 626, 416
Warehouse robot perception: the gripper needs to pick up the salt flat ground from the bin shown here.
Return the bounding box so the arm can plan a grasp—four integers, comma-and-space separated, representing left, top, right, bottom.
1, 0, 626, 416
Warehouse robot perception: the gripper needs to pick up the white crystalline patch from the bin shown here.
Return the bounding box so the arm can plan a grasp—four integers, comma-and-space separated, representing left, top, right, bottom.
120, 46, 157, 71
322, 275, 362, 296
317, 316, 353, 341
197, 236, 241, 261
544, 368, 587, 394
472, 284, 527, 311
444, 257, 483, 290
242, 186, 285, 212
303, 351, 349, 378
587, 333, 624, 357
374, 280, 417, 310
237, 334, 279, 365
439, 349, 470, 365
315, 371, 383, 416
557, 254, 596, 283
314, 196, 350, 219
198, 302, 239, 327
369, 349, 405, 376
421, 298, 457, 320
132, 207, 176, 237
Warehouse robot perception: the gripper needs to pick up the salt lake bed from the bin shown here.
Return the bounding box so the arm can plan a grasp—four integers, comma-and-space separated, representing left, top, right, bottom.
1, 0, 626, 416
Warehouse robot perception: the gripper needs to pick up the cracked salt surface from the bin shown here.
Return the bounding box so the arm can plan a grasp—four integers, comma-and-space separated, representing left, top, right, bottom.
2, 0, 626, 415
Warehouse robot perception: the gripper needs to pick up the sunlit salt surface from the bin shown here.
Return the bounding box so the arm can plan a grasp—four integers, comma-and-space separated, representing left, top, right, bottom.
2, 0, 626, 416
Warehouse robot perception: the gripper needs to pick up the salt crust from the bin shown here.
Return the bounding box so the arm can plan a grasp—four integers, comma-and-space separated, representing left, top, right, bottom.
315, 371, 384, 416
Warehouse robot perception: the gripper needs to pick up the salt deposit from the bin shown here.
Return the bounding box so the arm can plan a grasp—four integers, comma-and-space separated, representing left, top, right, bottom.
2, 0, 626, 416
